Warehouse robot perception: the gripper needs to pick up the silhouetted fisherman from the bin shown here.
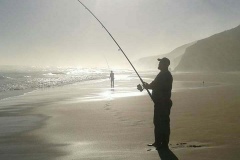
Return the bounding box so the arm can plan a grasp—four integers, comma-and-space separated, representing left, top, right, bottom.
110, 71, 114, 88
143, 57, 173, 150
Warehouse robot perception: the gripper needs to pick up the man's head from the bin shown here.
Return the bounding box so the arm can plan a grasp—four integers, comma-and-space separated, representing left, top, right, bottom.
157, 57, 170, 71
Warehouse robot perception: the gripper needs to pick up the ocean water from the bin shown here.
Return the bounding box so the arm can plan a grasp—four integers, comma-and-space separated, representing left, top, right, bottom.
0, 66, 118, 100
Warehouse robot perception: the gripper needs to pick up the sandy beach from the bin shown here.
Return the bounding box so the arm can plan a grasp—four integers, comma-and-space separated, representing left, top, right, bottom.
0, 72, 240, 160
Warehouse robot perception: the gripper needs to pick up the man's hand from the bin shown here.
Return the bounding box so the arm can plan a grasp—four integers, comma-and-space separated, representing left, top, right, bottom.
142, 82, 149, 89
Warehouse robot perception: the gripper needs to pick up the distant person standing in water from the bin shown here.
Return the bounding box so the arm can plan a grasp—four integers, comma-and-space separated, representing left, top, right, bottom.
143, 57, 173, 150
110, 71, 114, 88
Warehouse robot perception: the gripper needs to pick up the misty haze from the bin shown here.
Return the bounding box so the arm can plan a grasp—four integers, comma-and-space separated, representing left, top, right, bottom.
0, 1, 240, 160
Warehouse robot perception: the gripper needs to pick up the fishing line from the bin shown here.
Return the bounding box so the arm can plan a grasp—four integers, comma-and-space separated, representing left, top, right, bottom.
77, 0, 154, 102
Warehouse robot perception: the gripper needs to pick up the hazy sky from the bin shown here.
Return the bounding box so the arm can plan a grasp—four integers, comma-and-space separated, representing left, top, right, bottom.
1, 0, 240, 68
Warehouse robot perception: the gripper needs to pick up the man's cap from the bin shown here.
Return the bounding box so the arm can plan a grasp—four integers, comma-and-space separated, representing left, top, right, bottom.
157, 57, 170, 66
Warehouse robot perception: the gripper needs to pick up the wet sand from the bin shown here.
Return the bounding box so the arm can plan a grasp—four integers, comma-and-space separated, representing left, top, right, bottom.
0, 72, 240, 159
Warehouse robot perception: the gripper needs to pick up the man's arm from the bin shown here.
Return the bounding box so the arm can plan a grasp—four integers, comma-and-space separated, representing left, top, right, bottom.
143, 74, 172, 91
143, 81, 154, 90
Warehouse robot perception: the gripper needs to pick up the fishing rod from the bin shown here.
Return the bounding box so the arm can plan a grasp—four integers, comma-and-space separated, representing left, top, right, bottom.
77, 0, 153, 102
103, 54, 110, 71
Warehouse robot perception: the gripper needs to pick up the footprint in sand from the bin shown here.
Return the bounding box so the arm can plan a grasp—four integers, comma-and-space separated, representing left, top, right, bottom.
103, 101, 145, 127
104, 102, 111, 110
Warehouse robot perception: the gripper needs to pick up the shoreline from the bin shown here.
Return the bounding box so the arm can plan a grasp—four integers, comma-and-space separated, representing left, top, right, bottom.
0, 89, 34, 101
1, 70, 237, 101
0, 76, 111, 101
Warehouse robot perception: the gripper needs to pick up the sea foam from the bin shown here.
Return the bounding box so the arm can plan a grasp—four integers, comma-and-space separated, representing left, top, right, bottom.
0, 66, 110, 99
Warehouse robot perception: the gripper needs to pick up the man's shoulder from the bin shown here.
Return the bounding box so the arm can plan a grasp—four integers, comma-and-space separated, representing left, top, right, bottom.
166, 71, 172, 76
159, 71, 173, 81
159, 71, 172, 76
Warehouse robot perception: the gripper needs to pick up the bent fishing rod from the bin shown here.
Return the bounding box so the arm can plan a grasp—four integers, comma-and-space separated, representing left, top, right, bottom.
77, 0, 153, 102
103, 54, 110, 71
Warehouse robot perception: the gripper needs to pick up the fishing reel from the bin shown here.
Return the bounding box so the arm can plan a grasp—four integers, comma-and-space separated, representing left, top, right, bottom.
137, 84, 144, 92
